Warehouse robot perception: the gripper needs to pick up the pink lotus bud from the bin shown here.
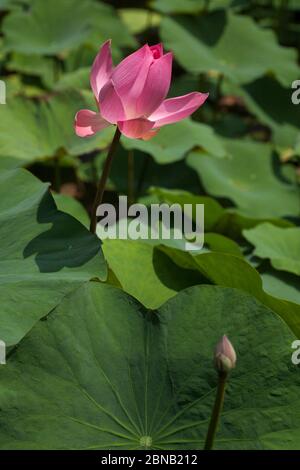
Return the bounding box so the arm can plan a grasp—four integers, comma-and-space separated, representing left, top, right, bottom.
75, 40, 208, 141
214, 335, 236, 373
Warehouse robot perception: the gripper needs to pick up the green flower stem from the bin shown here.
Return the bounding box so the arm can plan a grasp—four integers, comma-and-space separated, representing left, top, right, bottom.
127, 150, 135, 206
204, 371, 228, 450
89, 127, 121, 233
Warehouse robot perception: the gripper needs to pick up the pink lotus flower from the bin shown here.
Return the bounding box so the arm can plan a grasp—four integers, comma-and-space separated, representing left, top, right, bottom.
75, 40, 208, 141
214, 335, 237, 373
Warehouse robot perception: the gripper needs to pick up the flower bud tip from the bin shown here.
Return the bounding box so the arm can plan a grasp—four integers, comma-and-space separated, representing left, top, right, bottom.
214, 335, 236, 373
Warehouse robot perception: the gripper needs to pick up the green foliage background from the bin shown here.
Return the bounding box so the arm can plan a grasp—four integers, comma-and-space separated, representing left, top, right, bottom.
0, 0, 299, 450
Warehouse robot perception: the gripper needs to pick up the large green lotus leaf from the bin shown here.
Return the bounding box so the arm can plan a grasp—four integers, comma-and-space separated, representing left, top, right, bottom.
158, 247, 300, 336
2, 0, 93, 54
102, 198, 242, 257
103, 240, 175, 308
7, 53, 56, 88
226, 76, 300, 134
54, 68, 90, 92
2, 0, 135, 55
0, 168, 106, 346
85, 3, 137, 54
243, 223, 300, 276
150, 187, 294, 240
149, 187, 225, 231
151, 0, 205, 13
119, 8, 161, 34
100, 218, 200, 252
47, 91, 115, 156
0, 91, 114, 163
0, 0, 27, 10
152, 0, 232, 14
122, 119, 226, 164
63, 41, 125, 76
213, 210, 293, 240
0, 0, 13, 9
187, 139, 300, 218
262, 270, 300, 306
204, 233, 242, 257
52, 193, 89, 228
223, 77, 300, 153
0, 282, 299, 450
160, 11, 299, 86
0, 156, 21, 170
102, 232, 300, 336
2, 73, 45, 100
102, 239, 202, 309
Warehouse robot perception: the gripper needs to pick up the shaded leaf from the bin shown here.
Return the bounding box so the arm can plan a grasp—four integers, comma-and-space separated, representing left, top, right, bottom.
0, 168, 106, 346
0, 282, 299, 449
223, 76, 300, 153
152, 0, 232, 14
160, 11, 299, 86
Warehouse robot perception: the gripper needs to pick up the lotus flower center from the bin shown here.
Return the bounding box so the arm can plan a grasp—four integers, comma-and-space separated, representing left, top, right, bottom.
151, 47, 161, 60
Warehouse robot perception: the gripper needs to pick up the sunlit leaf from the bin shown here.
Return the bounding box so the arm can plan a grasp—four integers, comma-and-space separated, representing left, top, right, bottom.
7, 53, 56, 87
119, 8, 161, 34
52, 193, 90, 228
0, 91, 114, 163
244, 223, 300, 276
187, 139, 300, 218
158, 246, 300, 336
262, 270, 300, 306
204, 232, 242, 257
150, 186, 293, 239
2, 0, 135, 55
103, 239, 200, 309
122, 119, 226, 164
